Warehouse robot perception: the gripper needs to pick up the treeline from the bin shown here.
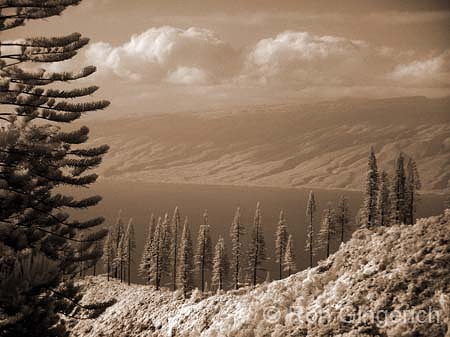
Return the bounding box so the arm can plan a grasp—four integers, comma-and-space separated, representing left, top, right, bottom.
99, 147, 423, 297
101, 196, 352, 295
358, 147, 421, 228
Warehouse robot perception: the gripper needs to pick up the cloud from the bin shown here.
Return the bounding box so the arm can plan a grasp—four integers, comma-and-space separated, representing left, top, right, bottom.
388, 51, 450, 88
241, 31, 376, 86
166, 66, 210, 85
83, 26, 449, 96
85, 26, 237, 84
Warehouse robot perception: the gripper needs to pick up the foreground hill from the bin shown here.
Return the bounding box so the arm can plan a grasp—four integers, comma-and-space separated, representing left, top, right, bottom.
87, 96, 450, 192
69, 211, 450, 337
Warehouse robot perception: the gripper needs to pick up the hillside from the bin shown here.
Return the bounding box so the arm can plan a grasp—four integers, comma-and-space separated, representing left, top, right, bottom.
69, 210, 450, 337
87, 96, 450, 192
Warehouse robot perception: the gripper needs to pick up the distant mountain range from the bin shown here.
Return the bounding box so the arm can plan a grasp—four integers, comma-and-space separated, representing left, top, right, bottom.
87, 96, 450, 192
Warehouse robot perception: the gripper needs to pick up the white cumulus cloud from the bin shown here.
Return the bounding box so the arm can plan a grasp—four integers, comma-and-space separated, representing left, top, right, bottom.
85, 26, 237, 84
83, 27, 449, 94
241, 31, 374, 86
166, 66, 210, 85
388, 51, 450, 88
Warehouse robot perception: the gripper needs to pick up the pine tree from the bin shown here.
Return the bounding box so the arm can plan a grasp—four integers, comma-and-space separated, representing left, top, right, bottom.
211, 237, 229, 291
390, 153, 407, 224
248, 202, 266, 286
123, 218, 136, 285
115, 234, 125, 282
319, 206, 337, 258
177, 217, 194, 297
139, 214, 155, 284
305, 191, 316, 268
275, 210, 288, 280
229, 206, 245, 290
171, 206, 181, 290
195, 210, 213, 292
161, 212, 172, 284
336, 195, 350, 243
112, 210, 124, 278
102, 229, 115, 281
283, 234, 296, 276
149, 217, 161, 289
376, 171, 392, 227
361, 147, 379, 228
0, 2, 110, 333
405, 158, 421, 225
149, 216, 169, 290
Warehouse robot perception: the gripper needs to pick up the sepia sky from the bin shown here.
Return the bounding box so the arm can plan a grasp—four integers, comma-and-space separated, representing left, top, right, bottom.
3, 0, 450, 116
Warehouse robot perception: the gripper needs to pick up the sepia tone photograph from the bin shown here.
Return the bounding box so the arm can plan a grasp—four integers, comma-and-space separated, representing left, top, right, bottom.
0, 0, 449, 336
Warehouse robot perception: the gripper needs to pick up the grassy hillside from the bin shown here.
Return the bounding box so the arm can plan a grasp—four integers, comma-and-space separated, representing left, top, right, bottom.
69, 210, 450, 337
87, 96, 450, 192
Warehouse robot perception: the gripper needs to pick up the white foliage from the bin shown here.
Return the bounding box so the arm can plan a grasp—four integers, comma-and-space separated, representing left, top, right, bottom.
70, 212, 450, 337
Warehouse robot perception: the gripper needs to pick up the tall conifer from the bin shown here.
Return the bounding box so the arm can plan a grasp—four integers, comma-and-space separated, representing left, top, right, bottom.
377, 171, 392, 227
171, 207, 181, 290
319, 207, 337, 258
248, 202, 266, 286
361, 147, 379, 227
283, 235, 296, 276
405, 158, 421, 225
177, 217, 194, 297
139, 215, 155, 284
390, 153, 407, 224
123, 219, 136, 285
305, 191, 316, 268
195, 210, 213, 292
0, 2, 110, 333
212, 237, 229, 291
275, 210, 288, 280
229, 207, 245, 290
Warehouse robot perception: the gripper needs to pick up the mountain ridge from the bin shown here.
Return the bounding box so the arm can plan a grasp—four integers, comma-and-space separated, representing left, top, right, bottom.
87, 96, 450, 192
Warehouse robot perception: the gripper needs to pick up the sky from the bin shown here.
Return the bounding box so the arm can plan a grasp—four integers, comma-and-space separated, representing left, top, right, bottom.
3, 0, 450, 116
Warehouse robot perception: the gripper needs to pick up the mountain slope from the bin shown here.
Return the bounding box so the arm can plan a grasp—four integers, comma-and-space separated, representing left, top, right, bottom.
88, 96, 450, 192
69, 210, 450, 337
